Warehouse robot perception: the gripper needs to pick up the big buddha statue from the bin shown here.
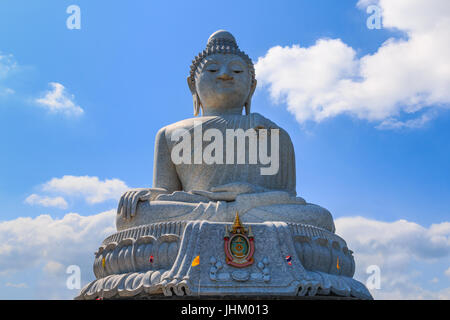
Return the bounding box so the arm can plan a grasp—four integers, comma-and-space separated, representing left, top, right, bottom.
77, 30, 372, 300
116, 30, 335, 233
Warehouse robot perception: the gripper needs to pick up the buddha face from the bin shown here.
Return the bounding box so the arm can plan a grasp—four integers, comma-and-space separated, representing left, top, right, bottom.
194, 54, 254, 114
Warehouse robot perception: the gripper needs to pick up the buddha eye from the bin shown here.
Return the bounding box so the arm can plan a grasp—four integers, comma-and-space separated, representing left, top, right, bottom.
233, 70, 243, 74
205, 63, 219, 73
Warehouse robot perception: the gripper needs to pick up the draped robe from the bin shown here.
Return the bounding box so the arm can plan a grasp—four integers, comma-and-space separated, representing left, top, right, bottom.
116, 113, 335, 233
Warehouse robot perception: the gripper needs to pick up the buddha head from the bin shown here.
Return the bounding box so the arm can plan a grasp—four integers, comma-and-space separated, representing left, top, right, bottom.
188, 30, 257, 116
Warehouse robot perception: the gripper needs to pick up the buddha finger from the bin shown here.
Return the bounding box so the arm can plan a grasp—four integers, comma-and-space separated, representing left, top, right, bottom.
117, 195, 124, 215
140, 192, 152, 201
120, 192, 130, 220
210, 186, 232, 193
126, 191, 136, 219
209, 191, 238, 201
191, 190, 213, 198
120, 192, 129, 219
210, 182, 244, 193
130, 192, 141, 218
123, 191, 133, 220
192, 190, 237, 201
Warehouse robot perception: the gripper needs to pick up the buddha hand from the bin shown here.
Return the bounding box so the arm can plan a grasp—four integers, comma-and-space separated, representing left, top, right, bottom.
192, 182, 267, 201
117, 188, 167, 220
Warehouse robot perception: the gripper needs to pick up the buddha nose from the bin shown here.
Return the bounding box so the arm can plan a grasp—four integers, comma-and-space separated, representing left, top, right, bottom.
217, 69, 234, 81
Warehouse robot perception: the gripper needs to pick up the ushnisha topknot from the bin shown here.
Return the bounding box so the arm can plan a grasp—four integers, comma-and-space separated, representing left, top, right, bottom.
188, 30, 256, 86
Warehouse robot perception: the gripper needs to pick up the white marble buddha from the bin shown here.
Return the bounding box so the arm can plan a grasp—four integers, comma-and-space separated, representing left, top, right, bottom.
116, 30, 335, 233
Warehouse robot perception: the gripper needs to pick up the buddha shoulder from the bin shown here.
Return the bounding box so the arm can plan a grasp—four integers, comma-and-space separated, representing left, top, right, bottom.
155, 113, 292, 144
162, 116, 216, 133
155, 117, 215, 142
153, 117, 211, 147
249, 113, 292, 141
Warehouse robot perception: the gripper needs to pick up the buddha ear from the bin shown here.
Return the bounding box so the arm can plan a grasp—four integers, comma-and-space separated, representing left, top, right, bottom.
187, 76, 202, 116
193, 93, 202, 116
244, 79, 257, 115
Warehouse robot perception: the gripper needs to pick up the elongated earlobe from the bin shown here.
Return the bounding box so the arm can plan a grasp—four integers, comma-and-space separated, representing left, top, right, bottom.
245, 79, 257, 115
193, 93, 202, 116
244, 99, 251, 115
187, 76, 202, 116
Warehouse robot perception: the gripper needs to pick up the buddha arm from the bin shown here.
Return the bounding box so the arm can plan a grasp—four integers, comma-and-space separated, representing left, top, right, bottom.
153, 127, 182, 192
117, 128, 182, 221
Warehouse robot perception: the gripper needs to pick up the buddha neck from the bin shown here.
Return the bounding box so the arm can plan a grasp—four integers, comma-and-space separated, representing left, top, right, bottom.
202, 106, 244, 117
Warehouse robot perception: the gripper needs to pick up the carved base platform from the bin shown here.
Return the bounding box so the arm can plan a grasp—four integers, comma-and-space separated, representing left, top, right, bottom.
104, 294, 361, 300
75, 220, 372, 300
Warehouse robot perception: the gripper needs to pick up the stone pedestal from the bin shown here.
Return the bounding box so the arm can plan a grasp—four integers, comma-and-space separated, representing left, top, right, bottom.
76, 220, 372, 300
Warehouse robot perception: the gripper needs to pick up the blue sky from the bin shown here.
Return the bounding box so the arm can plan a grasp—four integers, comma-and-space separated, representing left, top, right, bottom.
0, 0, 449, 299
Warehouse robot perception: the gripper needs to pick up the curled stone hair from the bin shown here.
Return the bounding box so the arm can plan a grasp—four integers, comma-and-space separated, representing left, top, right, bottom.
188, 30, 256, 116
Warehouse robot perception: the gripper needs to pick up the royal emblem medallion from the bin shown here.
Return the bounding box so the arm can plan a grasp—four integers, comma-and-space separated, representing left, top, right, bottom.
224, 212, 255, 268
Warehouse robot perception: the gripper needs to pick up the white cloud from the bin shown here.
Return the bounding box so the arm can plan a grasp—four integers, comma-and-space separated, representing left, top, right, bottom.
0, 53, 17, 96
255, 0, 450, 129
0, 88, 14, 96
0, 210, 115, 272
376, 111, 436, 130
43, 261, 65, 275
41, 175, 129, 204
5, 282, 28, 289
445, 267, 450, 278
0, 209, 447, 299
25, 194, 68, 209
335, 216, 450, 299
35, 82, 84, 116
0, 53, 17, 78
0, 210, 115, 299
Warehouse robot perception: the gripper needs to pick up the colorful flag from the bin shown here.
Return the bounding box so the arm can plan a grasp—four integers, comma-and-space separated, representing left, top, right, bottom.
286, 255, 292, 266
149, 255, 154, 263
192, 255, 200, 267
102, 257, 106, 269
337, 257, 340, 270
